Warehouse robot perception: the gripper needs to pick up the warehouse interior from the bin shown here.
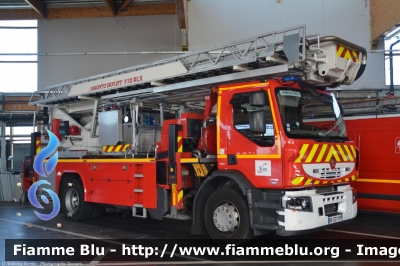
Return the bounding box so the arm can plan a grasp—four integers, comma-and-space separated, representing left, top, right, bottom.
1, 0, 400, 263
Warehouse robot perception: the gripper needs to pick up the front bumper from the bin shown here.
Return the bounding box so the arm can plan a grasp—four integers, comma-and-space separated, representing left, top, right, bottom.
276, 184, 357, 234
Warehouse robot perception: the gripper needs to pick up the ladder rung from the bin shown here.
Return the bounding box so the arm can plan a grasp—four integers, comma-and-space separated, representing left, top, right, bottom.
134, 204, 143, 207
134, 174, 143, 178
134, 189, 143, 193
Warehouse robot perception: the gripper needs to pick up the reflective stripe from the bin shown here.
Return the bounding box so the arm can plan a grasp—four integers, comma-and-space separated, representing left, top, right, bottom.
343, 145, 354, 161
291, 174, 358, 186
357, 178, 400, 184
304, 178, 312, 185
178, 190, 183, 202
350, 145, 357, 158
296, 143, 356, 163
325, 145, 341, 162
177, 136, 183, 152
291, 172, 358, 186
316, 144, 328, 162
336, 145, 348, 162
35, 140, 41, 154
216, 93, 222, 154
336, 44, 359, 62
291, 176, 304, 185
172, 184, 177, 206
103, 144, 131, 152
295, 144, 309, 163
218, 82, 265, 91
267, 89, 281, 156
181, 158, 199, 163
305, 144, 319, 163
236, 154, 281, 159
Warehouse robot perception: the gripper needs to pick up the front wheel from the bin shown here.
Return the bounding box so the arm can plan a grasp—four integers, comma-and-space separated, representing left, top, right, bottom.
204, 187, 253, 244
60, 177, 94, 221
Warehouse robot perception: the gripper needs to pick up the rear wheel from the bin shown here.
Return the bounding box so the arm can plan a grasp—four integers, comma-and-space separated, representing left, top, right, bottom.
60, 176, 94, 221
204, 187, 253, 244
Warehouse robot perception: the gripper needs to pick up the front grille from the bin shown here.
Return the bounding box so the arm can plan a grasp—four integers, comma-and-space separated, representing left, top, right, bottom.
319, 167, 343, 179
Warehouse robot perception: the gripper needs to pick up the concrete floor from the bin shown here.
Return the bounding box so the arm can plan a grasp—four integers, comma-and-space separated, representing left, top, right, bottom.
2, 201, 400, 265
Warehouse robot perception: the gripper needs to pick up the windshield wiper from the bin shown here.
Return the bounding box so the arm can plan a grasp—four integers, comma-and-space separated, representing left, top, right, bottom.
287, 133, 346, 142
313, 135, 347, 143
287, 133, 326, 141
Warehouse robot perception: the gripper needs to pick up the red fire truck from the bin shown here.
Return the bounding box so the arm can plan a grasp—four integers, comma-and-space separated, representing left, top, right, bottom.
343, 99, 400, 214
29, 25, 366, 241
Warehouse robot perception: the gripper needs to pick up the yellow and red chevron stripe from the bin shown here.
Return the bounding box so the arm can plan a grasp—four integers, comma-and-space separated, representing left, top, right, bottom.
103, 144, 132, 153
336, 44, 359, 63
177, 189, 184, 209
177, 134, 183, 153
295, 144, 356, 163
35, 139, 41, 155
171, 183, 184, 209
291, 174, 357, 186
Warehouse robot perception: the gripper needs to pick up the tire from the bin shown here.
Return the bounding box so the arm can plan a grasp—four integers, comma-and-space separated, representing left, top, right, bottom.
90, 204, 106, 219
204, 187, 253, 244
60, 176, 94, 221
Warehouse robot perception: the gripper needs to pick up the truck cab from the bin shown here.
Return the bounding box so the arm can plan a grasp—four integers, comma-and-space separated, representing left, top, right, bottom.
191, 77, 357, 240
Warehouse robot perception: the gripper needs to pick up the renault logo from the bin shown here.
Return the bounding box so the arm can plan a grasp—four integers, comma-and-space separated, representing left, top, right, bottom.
330, 158, 336, 170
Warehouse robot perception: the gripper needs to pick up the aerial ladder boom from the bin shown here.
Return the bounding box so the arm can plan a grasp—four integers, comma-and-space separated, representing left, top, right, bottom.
29, 25, 366, 108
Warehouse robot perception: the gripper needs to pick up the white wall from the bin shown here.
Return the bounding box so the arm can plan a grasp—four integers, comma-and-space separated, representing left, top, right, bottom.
38, 1, 392, 92
188, 0, 388, 90
38, 15, 181, 89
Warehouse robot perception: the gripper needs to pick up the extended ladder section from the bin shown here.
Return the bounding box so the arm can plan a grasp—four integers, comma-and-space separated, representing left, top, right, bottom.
342, 96, 400, 116
29, 25, 366, 108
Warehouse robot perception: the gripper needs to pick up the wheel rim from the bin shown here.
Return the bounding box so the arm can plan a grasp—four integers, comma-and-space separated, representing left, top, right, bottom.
213, 202, 239, 233
65, 188, 79, 213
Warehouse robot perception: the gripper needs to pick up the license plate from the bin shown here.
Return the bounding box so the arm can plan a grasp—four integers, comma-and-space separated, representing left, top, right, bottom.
328, 214, 343, 224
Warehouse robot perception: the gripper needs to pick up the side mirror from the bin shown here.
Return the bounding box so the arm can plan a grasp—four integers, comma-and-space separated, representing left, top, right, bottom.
250, 110, 266, 133
249, 91, 265, 106
338, 102, 344, 116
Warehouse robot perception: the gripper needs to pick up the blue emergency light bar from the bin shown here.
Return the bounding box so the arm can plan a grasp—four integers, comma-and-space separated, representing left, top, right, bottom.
282, 76, 303, 82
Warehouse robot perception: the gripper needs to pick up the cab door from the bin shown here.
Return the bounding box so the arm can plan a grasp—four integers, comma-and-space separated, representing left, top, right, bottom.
224, 87, 283, 188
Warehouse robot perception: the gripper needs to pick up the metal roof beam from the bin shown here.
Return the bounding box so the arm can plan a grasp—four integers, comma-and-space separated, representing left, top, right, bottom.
175, 0, 188, 51
24, 0, 46, 17
0, 3, 175, 20
104, 0, 117, 16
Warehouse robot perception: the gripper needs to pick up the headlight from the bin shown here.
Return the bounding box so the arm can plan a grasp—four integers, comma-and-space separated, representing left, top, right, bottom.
286, 196, 312, 212
352, 188, 357, 204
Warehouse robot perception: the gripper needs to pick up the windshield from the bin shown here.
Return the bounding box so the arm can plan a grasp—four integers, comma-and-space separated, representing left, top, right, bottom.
275, 88, 348, 141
